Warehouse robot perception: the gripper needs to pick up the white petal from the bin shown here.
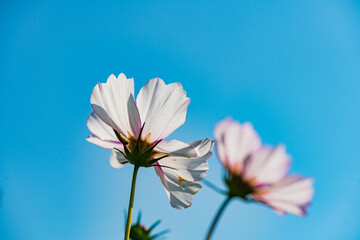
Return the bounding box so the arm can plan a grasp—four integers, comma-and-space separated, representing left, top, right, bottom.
90, 74, 142, 137
110, 150, 128, 168
155, 165, 202, 209
214, 118, 261, 174
190, 138, 214, 157
158, 138, 213, 181
253, 175, 314, 216
86, 112, 123, 149
136, 78, 190, 142
243, 145, 290, 185
155, 140, 198, 158
86, 135, 122, 149
153, 138, 213, 209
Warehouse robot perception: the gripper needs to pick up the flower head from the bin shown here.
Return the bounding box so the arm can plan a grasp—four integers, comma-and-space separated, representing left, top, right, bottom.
215, 118, 314, 216
87, 73, 213, 209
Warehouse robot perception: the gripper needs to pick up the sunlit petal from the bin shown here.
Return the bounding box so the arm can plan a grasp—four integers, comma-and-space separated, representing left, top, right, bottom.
136, 78, 190, 142
158, 138, 213, 181
110, 150, 128, 168
155, 140, 198, 158
86, 112, 122, 149
155, 164, 202, 209
90, 74, 141, 137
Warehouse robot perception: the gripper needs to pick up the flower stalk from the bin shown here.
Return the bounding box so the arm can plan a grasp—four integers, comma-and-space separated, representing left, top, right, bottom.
205, 196, 233, 240
124, 165, 140, 240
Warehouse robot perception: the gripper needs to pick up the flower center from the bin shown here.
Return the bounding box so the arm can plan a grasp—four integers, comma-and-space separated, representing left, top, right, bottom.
225, 174, 255, 200
113, 124, 167, 167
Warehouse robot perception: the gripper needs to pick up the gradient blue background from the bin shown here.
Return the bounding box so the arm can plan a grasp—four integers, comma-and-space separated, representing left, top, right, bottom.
1, 0, 360, 239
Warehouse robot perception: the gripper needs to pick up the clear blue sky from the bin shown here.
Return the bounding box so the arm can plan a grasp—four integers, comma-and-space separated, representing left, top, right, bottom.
1, 0, 360, 239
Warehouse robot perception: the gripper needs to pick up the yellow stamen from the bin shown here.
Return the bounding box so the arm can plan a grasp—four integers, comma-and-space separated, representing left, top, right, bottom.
178, 176, 186, 184
152, 152, 166, 158
144, 133, 152, 144
127, 131, 133, 139
120, 132, 130, 144
248, 177, 257, 186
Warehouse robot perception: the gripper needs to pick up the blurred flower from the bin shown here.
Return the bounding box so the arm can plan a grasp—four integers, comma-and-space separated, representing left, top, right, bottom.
130, 212, 169, 240
215, 118, 314, 216
87, 73, 213, 209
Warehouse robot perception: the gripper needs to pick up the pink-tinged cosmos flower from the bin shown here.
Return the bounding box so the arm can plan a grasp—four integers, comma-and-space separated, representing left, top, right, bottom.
87, 73, 213, 209
215, 118, 314, 216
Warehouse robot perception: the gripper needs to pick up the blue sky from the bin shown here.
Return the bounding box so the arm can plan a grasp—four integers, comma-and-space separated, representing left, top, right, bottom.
1, 0, 360, 239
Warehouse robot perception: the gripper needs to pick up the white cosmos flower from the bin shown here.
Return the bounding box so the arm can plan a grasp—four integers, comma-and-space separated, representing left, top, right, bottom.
87, 73, 213, 209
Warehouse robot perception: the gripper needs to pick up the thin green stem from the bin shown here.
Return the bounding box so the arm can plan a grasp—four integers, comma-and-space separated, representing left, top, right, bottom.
205, 196, 233, 240
124, 165, 140, 240
202, 179, 227, 195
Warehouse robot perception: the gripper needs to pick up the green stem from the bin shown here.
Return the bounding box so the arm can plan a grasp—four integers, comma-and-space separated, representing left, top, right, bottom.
202, 179, 227, 195
205, 196, 232, 240
124, 165, 140, 240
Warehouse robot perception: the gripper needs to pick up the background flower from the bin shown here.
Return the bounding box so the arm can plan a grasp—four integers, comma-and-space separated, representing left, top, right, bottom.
215, 118, 314, 216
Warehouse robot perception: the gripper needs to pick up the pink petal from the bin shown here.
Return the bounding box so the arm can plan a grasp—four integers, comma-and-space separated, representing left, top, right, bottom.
243, 145, 290, 185
214, 118, 261, 174
214, 118, 232, 167
154, 162, 170, 192
253, 175, 314, 216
